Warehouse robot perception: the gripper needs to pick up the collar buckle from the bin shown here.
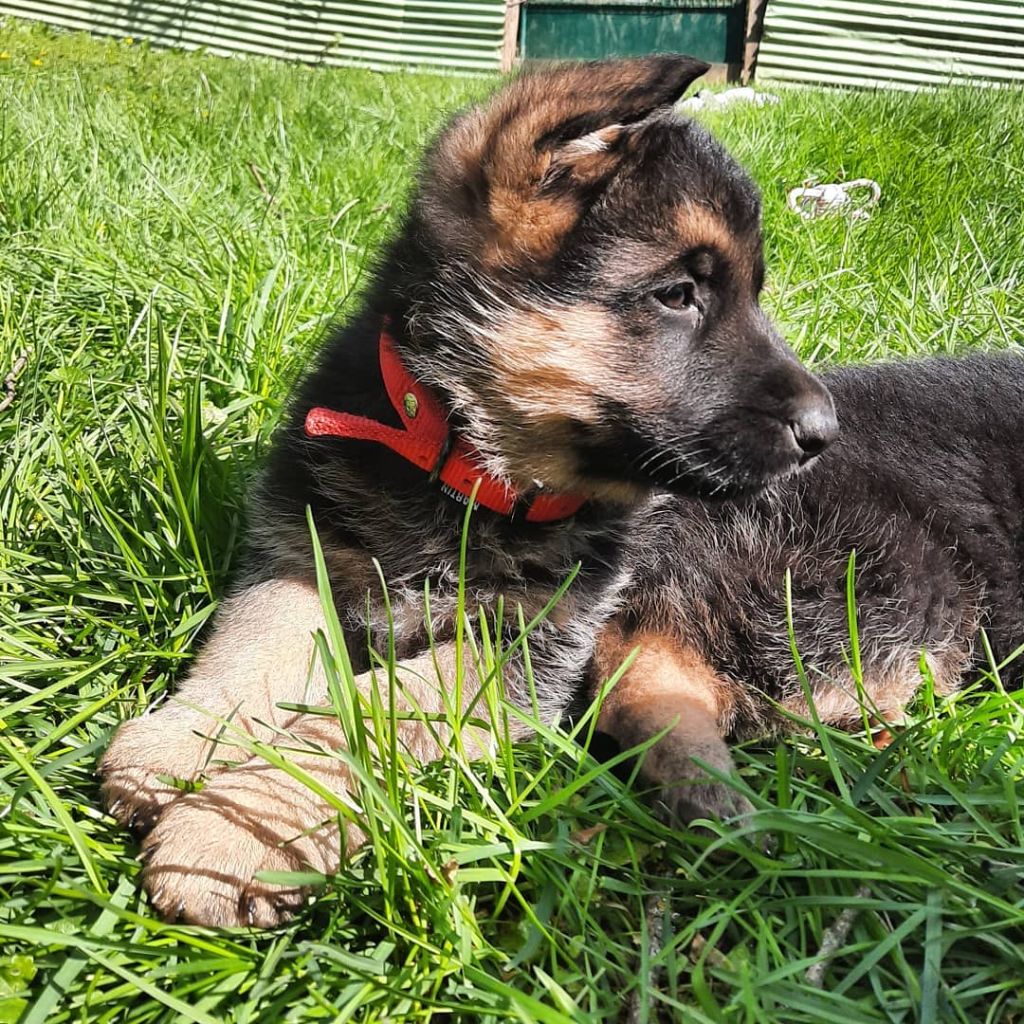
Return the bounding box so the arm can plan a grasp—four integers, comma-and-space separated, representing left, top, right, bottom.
304, 320, 587, 524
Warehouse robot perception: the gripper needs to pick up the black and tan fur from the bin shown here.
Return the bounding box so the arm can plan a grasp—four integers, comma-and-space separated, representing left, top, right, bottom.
100, 57, 1024, 927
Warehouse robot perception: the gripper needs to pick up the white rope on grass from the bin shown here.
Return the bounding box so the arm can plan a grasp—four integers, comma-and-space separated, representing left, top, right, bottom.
787, 179, 882, 221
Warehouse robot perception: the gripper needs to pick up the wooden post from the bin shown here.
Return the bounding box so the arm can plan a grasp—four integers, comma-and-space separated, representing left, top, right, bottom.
501, 0, 520, 71
743, 0, 769, 83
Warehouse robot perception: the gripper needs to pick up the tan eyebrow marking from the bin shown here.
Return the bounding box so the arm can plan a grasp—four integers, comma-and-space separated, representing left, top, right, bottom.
674, 204, 754, 286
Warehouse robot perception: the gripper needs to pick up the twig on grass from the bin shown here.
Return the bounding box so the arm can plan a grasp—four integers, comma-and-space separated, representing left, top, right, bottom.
0, 350, 29, 414
805, 884, 872, 987
248, 162, 274, 204
625, 889, 671, 1024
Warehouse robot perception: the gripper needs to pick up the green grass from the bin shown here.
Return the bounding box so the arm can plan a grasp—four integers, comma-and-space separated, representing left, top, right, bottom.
1, 17, 1023, 1023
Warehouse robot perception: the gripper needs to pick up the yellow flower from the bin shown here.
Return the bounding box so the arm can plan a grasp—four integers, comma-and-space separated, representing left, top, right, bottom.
123, 36, 134, 45
0, 52, 9, 61
31, 58, 42, 67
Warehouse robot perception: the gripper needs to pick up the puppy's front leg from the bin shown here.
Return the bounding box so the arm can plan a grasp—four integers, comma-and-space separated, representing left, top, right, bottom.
594, 626, 752, 824
99, 577, 329, 835
137, 642, 490, 927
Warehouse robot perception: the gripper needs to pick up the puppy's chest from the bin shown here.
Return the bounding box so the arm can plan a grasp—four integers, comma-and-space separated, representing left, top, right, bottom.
348, 537, 620, 668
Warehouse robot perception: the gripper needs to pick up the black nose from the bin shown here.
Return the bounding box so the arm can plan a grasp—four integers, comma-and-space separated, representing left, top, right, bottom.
789, 400, 839, 457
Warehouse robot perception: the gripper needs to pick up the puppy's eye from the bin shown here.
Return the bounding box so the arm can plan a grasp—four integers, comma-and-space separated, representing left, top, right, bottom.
655, 282, 697, 311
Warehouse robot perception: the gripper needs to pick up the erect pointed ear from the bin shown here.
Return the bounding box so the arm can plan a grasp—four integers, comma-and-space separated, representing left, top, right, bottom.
418, 55, 710, 266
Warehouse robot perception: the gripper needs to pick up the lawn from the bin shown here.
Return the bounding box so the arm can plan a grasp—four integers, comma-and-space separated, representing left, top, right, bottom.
1, 16, 1023, 1023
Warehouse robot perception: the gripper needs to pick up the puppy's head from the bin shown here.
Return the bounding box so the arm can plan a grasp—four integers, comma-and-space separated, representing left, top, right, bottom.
397, 56, 837, 502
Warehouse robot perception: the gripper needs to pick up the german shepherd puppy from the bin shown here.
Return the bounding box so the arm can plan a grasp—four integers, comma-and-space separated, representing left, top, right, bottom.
100, 56, 1023, 927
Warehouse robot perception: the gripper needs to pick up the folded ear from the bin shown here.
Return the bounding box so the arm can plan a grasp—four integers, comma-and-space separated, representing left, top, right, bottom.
419, 55, 709, 266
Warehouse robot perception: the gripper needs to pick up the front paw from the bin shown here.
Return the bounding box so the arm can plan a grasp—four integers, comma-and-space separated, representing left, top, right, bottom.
638, 728, 754, 827
99, 712, 215, 837
139, 766, 340, 927
657, 771, 754, 826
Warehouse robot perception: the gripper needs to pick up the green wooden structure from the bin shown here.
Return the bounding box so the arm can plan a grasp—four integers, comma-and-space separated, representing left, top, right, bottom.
518, 0, 746, 70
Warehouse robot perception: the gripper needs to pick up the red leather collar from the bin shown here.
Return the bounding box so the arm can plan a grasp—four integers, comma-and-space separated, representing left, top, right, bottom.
304, 324, 587, 523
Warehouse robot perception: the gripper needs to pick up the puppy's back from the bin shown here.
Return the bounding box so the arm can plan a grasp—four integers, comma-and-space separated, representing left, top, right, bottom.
817, 352, 1024, 659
